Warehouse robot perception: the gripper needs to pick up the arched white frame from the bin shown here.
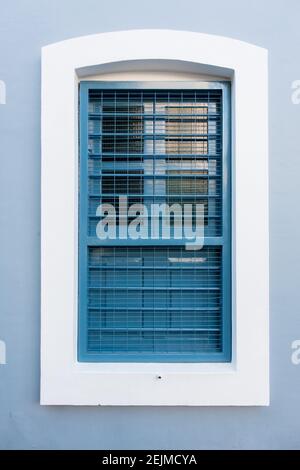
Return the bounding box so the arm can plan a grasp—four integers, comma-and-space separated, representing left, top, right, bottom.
41, 30, 269, 405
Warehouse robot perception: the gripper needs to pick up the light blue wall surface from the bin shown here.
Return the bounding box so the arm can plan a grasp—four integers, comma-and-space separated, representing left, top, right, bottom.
0, 0, 300, 450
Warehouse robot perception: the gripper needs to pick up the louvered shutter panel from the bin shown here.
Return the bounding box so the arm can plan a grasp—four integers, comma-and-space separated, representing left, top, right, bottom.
79, 83, 231, 362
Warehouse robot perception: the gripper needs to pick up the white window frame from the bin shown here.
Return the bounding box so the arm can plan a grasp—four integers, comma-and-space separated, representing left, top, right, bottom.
41, 29, 269, 406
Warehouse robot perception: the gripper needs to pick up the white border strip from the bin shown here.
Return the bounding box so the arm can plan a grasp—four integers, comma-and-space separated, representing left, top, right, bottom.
41, 30, 269, 405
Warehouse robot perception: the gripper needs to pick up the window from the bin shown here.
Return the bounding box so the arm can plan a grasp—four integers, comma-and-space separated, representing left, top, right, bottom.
41, 30, 269, 405
79, 83, 231, 362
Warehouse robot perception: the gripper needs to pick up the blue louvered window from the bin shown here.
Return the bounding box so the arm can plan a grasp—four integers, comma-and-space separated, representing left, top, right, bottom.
78, 82, 231, 362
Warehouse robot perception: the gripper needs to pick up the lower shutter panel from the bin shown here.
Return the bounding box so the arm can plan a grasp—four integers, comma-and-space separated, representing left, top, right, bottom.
87, 246, 222, 357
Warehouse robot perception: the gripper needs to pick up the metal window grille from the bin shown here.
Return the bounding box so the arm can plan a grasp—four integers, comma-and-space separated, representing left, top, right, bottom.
79, 82, 231, 362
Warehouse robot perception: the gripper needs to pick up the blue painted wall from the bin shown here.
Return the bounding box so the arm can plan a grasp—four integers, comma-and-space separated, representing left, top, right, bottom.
0, 0, 300, 450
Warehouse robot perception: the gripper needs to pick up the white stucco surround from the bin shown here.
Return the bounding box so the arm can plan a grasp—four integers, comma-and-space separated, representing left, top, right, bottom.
41, 29, 269, 405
